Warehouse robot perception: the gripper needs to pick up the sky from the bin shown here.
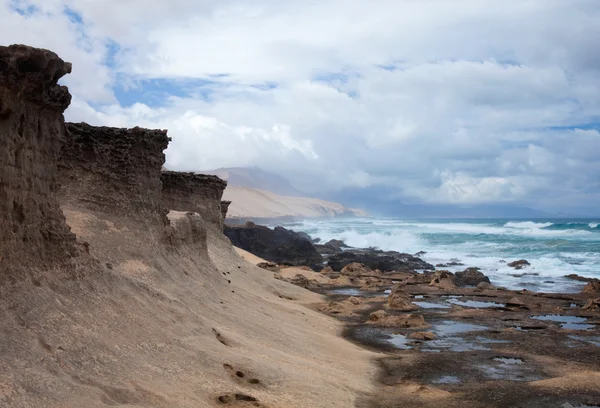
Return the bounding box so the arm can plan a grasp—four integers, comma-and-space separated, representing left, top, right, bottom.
3, 0, 600, 215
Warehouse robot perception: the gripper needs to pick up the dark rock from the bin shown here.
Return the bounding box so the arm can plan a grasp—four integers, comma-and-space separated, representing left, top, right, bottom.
314, 239, 350, 254
1, 44, 78, 282
220, 200, 231, 225
454, 267, 490, 287
224, 223, 322, 267
508, 259, 531, 270
327, 250, 434, 273
293, 231, 313, 242
436, 261, 465, 267
414, 251, 427, 256
565, 274, 594, 283
257, 261, 279, 271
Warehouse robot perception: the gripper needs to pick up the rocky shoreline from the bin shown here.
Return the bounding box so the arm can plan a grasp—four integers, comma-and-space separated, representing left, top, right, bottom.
239, 223, 600, 407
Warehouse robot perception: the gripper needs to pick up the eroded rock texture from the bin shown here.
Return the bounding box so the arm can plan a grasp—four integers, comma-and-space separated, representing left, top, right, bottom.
0, 45, 76, 282
58, 122, 171, 226
160, 171, 228, 229
221, 200, 231, 224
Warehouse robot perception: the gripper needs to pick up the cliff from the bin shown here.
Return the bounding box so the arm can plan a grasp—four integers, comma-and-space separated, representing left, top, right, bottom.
59, 122, 171, 224
0, 45, 374, 408
0, 44, 77, 284
160, 171, 227, 229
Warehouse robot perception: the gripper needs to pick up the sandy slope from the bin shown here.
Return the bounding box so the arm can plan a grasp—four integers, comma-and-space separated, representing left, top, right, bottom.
0, 209, 376, 408
224, 186, 368, 219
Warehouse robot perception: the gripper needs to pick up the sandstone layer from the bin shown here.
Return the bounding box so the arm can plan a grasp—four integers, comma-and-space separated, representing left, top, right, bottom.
1, 45, 375, 408
160, 171, 227, 229
0, 44, 77, 284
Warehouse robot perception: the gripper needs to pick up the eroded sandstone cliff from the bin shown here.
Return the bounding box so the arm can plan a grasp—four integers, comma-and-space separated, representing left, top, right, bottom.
59, 122, 171, 225
0, 44, 77, 284
160, 171, 227, 229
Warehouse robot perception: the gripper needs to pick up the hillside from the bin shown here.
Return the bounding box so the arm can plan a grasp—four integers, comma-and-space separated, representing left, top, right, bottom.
223, 185, 368, 219
203, 167, 304, 196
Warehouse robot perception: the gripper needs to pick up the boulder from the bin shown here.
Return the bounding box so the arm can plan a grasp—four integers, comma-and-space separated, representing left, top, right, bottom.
454, 267, 491, 287
506, 297, 529, 310
320, 266, 334, 274
564, 274, 594, 282
327, 250, 434, 273
408, 331, 436, 341
476, 281, 495, 290
340, 262, 372, 277
224, 223, 322, 267
582, 297, 600, 311
289, 274, 310, 288
387, 285, 417, 311
257, 261, 279, 271
368, 311, 428, 329
429, 270, 456, 289
508, 259, 531, 270
582, 279, 600, 295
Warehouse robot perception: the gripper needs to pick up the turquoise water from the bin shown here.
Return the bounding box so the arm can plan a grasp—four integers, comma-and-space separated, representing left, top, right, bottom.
285, 218, 600, 292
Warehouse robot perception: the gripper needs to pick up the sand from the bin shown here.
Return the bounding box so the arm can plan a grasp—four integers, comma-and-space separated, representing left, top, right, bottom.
0, 209, 377, 408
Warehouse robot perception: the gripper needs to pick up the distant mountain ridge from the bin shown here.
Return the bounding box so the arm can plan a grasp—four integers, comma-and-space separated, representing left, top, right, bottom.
204, 167, 304, 197
202, 167, 367, 219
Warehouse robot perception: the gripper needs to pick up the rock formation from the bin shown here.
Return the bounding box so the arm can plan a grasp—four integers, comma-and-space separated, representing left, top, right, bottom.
582, 279, 600, 296
387, 284, 418, 311
508, 259, 531, 269
59, 122, 171, 226
221, 200, 231, 223
0, 44, 77, 283
340, 262, 372, 277
160, 171, 228, 230
224, 222, 323, 267
454, 267, 491, 287
327, 250, 434, 273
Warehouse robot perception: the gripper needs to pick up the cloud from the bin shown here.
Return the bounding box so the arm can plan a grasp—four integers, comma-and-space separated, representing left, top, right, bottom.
3, 0, 600, 214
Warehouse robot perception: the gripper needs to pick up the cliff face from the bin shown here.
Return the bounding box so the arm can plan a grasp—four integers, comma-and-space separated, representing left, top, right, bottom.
0, 45, 76, 283
59, 122, 171, 226
160, 171, 227, 229
221, 200, 231, 222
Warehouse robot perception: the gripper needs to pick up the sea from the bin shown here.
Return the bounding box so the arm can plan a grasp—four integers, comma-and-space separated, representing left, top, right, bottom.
281, 218, 600, 293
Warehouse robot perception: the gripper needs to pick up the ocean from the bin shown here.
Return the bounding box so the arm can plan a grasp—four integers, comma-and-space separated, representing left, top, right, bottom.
282, 218, 600, 293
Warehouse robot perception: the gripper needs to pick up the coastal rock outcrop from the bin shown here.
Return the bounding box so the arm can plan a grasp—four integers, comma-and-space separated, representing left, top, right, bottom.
224, 222, 323, 267
508, 259, 531, 269
582, 279, 600, 296
340, 262, 372, 277
160, 171, 227, 229
327, 250, 434, 273
59, 122, 171, 226
0, 44, 78, 282
368, 310, 428, 329
454, 267, 491, 287
429, 270, 456, 289
387, 284, 418, 311
220, 200, 231, 223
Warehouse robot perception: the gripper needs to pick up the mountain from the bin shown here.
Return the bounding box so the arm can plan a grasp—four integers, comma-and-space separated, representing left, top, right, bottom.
223, 186, 367, 219
319, 186, 558, 218
204, 167, 367, 219
204, 167, 304, 196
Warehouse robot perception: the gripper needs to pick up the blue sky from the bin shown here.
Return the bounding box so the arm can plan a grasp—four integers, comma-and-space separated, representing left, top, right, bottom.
2, 0, 600, 215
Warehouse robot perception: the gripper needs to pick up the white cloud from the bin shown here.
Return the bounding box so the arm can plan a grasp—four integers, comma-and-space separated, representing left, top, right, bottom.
3, 0, 600, 213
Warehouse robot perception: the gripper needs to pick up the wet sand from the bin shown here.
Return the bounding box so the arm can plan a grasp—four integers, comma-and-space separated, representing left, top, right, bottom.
305, 270, 600, 408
